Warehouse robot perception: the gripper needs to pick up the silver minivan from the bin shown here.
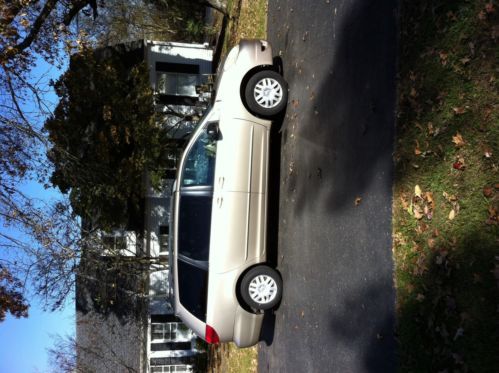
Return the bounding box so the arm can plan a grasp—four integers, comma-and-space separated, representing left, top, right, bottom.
170, 40, 287, 347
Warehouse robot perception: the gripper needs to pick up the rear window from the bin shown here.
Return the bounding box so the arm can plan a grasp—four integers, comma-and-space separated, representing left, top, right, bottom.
178, 260, 208, 321
178, 194, 212, 261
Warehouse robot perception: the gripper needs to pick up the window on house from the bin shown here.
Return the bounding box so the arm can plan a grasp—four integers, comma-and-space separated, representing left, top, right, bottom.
159, 225, 169, 255
101, 234, 130, 255
151, 322, 191, 342
157, 72, 198, 97
150, 365, 192, 373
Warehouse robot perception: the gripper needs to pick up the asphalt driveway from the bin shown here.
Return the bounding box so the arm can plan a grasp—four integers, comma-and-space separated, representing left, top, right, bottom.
258, 1, 399, 372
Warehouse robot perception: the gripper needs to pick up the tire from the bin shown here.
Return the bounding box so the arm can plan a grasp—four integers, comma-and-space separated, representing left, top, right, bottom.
244, 70, 288, 118
240, 265, 283, 311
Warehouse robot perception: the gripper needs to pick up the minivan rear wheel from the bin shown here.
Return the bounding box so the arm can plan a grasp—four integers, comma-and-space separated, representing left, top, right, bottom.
244, 70, 288, 119
240, 265, 282, 311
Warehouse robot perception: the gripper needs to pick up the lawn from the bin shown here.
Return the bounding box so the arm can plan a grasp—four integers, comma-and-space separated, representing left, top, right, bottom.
394, 0, 499, 371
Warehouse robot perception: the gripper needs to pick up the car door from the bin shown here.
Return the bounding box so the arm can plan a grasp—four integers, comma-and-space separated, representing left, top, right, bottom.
210, 116, 254, 273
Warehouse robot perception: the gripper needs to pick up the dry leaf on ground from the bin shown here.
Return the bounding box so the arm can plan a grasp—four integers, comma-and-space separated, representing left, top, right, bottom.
452, 132, 465, 147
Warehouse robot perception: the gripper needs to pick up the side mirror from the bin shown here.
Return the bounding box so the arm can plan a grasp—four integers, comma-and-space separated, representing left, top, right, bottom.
207, 122, 220, 141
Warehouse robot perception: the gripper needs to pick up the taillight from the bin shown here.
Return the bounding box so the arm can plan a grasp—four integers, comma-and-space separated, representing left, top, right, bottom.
205, 324, 220, 344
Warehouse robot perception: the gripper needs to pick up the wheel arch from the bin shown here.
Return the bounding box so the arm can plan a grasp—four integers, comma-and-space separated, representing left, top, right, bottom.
235, 264, 282, 312
239, 64, 278, 117
235, 264, 264, 313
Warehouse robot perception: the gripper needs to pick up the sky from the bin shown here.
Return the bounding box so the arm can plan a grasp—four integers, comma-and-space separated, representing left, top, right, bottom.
0, 59, 74, 372
0, 301, 74, 373
0, 177, 75, 373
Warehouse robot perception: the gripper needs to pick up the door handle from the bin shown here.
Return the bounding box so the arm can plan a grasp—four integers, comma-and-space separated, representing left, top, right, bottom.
218, 176, 225, 188
217, 196, 223, 207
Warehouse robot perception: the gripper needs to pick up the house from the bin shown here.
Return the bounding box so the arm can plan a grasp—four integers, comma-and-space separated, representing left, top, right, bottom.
76, 40, 213, 373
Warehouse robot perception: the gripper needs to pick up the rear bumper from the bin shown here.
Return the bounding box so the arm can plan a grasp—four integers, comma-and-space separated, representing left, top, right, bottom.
233, 305, 264, 348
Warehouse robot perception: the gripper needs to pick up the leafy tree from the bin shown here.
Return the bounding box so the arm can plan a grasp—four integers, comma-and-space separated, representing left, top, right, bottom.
44, 45, 165, 230
0, 264, 29, 322
80, 0, 209, 46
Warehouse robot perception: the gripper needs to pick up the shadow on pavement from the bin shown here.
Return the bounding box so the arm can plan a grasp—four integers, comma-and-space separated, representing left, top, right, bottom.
284, 0, 397, 216
328, 280, 397, 372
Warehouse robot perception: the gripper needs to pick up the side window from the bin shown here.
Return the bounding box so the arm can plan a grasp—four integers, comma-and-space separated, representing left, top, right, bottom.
181, 126, 217, 188
177, 260, 208, 322
178, 194, 212, 261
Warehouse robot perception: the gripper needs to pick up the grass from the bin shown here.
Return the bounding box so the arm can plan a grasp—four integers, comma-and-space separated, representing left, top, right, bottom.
207, 343, 258, 373
394, 0, 499, 371
220, 0, 268, 57
206, 1, 267, 372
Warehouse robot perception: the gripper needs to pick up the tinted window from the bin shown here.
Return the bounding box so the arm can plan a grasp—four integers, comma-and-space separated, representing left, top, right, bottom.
177, 260, 208, 321
181, 128, 216, 188
178, 194, 212, 261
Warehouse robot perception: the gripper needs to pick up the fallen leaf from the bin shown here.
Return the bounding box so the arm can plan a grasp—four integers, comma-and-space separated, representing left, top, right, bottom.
449, 209, 456, 220
415, 185, 423, 198
478, 10, 487, 20
425, 191, 434, 205
410, 87, 417, 97
485, 2, 495, 13
414, 207, 424, 220
428, 238, 436, 249
453, 161, 465, 170
414, 140, 422, 155
416, 293, 425, 302
443, 191, 458, 202
452, 132, 465, 147
291, 99, 300, 108
427, 122, 434, 135
486, 206, 498, 225
415, 222, 428, 234
400, 195, 409, 210
460, 57, 471, 65
424, 205, 430, 216
354, 197, 362, 206
483, 186, 494, 198
483, 147, 493, 158
439, 51, 448, 66
453, 107, 466, 115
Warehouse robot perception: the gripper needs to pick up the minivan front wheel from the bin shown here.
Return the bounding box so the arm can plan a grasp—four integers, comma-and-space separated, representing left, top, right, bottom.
244, 70, 288, 118
240, 265, 282, 311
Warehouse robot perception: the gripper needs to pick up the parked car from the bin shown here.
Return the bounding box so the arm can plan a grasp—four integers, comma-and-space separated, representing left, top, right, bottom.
170, 40, 287, 348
